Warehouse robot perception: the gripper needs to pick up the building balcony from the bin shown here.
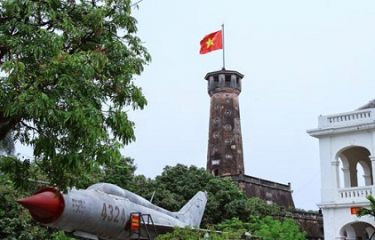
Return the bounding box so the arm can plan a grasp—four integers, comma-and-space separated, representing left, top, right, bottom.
338, 186, 373, 202
318, 108, 375, 129
320, 186, 374, 208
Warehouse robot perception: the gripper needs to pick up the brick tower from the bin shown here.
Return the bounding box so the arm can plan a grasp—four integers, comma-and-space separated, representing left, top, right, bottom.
205, 69, 245, 176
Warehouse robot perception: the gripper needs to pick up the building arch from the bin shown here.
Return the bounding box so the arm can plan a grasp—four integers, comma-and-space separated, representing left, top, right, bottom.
339, 221, 375, 239
336, 146, 372, 188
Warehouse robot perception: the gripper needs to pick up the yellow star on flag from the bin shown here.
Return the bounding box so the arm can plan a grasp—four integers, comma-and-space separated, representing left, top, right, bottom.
206, 38, 214, 49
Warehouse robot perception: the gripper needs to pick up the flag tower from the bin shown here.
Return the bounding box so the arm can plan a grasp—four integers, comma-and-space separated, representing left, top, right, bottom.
200, 27, 245, 176
204, 69, 245, 176
198, 29, 321, 239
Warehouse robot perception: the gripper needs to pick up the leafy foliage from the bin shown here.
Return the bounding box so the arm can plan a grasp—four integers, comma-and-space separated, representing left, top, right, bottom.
99, 156, 137, 188
158, 217, 306, 240
216, 217, 306, 240
357, 195, 375, 218
137, 164, 305, 239
156, 228, 242, 240
0, 173, 72, 240
0, 156, 37, 190
155, 228, 205, 240
132, 164, 286, 225
130, 164, 245, 224
0, 154, 138, 239
0, 0, 150, 189
252, 216, 306, 240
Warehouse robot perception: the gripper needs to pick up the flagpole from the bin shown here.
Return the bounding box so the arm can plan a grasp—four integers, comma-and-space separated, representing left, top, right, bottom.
222, 24, 225, 70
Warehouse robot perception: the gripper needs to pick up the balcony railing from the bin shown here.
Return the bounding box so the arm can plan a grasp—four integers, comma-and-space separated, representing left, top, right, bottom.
318, 109, 375, 129
338, 186, 372, 200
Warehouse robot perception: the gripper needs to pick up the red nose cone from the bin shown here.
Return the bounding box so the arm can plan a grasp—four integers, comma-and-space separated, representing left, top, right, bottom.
17, 188, 64, 224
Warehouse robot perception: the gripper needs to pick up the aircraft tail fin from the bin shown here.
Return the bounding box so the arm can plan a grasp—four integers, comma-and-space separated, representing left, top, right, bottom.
175, 191, 208, 228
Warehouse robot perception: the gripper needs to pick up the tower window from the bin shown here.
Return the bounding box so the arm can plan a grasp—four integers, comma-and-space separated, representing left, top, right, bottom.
223, 124, 232, 131
212, 160, 220, 165
225, 77, 231, 87
213, 132, 219, 139
211, 147, 218, 154
225, 154, 233, 159
224, 138, 232, 144
213, 169, 219, 176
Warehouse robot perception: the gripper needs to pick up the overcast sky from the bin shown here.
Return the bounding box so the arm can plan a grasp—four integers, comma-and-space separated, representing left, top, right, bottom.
120, 0, 375, 210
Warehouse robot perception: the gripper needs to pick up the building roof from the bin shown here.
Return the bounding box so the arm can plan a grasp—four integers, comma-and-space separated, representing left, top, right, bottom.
357, 99, 375, 110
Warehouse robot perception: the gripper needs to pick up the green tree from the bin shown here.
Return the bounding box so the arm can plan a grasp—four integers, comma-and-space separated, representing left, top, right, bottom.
0, 0, 150, 189
139, 165, 215, 212
357, 195, 375, 218
252, 216, 305, 240
75, 156, 138, 189
134, 164, 285, 225
156, 228, 242, 240
217, 217, 305, 240
100, 157, 137, 189
216, 217, 252, 235
135, 164, 247, 224
204, 177, 247, 224
223, 197, 285, 223
0, 168, 73, 240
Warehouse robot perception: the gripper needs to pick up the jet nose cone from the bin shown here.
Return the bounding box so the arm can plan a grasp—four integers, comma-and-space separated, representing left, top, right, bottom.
17, 188, 64, 224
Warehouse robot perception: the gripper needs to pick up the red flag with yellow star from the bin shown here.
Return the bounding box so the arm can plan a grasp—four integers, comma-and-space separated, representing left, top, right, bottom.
199, 30, 223, 54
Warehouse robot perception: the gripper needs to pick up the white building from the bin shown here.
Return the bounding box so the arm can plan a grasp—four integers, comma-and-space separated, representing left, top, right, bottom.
308, 100, 375, 239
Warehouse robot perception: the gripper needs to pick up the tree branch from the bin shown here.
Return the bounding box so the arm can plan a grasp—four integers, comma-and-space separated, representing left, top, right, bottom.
20, 121, 40, 135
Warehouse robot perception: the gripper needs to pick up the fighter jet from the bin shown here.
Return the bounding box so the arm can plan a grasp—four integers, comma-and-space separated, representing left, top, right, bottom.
18, 182, 208, 240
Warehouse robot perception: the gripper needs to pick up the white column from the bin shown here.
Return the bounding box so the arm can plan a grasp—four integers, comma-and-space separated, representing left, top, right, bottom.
364, 173, 372, 186
331, 161, 340, 201
370, 156, 375, 186
342, 167, 350, 188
